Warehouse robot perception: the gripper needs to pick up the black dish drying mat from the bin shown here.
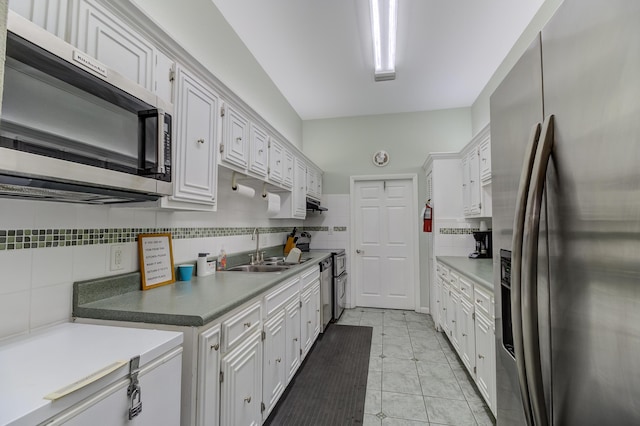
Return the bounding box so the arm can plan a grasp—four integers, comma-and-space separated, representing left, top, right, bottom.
264, 324, 373, 426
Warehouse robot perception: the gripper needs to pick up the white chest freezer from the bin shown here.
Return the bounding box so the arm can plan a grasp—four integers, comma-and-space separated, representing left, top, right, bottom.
0, 323, 183, 425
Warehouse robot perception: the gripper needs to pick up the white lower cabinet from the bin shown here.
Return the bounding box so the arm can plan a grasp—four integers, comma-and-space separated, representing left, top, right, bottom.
262, 310, 286, 420
436, 261, 496, 416
220, 331, 263, 426
300, 281, 320, 360
284, 298, 301, 382
197, 325, 221, 426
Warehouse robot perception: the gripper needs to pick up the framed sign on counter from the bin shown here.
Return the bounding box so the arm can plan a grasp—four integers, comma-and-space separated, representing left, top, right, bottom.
138, 233, 175, 290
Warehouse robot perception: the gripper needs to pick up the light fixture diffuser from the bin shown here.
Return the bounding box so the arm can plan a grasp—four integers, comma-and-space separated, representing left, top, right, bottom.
370, 0, 397, 81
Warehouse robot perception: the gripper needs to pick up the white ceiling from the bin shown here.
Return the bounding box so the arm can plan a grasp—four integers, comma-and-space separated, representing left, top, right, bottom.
211, 0, 545, 120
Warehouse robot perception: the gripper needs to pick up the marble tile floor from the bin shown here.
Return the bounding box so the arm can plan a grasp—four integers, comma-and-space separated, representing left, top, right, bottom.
336, 307, 495, 426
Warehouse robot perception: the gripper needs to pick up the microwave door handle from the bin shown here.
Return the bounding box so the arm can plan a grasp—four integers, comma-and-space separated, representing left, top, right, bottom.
522, 115, 554, 426
511, 121, 541, 426
156, 109, 166, 174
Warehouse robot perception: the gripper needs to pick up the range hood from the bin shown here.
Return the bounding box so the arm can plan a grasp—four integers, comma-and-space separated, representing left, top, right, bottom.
306, 197, 328, 212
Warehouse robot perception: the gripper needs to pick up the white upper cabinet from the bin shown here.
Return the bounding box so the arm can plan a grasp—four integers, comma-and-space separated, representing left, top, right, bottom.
70, 0, 155, 91
480, 137, 491, 182
154, 49, 175, 105
268, 138, 284, 184
9, 0, 68, 39
293, 157, 307, 218
248, 123, 269, 177
172, 66, 219, 206
462, 124, 491, 217
306, 166, 322, 201
283, 149, 294, 189
220, 104, 249, 170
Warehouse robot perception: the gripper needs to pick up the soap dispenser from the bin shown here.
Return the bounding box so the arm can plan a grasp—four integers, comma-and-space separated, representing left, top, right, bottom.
197, 253, 209, 277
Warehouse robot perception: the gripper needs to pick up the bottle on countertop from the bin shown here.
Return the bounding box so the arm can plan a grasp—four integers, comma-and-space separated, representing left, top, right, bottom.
217, 247, 227, 271
197, 253, 209, 277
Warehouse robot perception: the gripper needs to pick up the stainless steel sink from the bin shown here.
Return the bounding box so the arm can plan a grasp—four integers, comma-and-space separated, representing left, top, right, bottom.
226, 264, 291, 273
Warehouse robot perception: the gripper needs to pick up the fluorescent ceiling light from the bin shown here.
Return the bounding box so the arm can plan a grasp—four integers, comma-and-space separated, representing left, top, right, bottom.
370, 0, 397, 81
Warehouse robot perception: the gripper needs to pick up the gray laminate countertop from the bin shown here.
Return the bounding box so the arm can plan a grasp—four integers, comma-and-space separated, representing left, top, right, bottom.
436, 256, 494, 291
73, 251, 333, 327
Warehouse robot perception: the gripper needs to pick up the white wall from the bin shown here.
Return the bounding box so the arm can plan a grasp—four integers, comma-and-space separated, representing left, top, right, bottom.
470, 0, 563, 134
303, 107, 471, 194
130, 0, 303, 149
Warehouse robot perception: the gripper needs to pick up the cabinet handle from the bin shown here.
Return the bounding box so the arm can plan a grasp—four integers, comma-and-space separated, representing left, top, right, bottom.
276, 160, 281, 164
244, 396, 252, 403
443, 308, 447, 311
259, 149, 263, 154
478, 354, 485, 359
316, 309, 320, 312
308, 320, 312, 324
450, 279, 455, 283
244, 322, 251, 328
476, 299, 483, 304
451, 320, 456, 323
210, 343, 219, 351
236, 137, 242, 142
276, 358, 282, 363
197, 138, 205, 144
462, 333, 467, 337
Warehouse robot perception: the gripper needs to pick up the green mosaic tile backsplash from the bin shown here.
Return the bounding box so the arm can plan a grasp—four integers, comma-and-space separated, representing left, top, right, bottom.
0, 226, 349, 251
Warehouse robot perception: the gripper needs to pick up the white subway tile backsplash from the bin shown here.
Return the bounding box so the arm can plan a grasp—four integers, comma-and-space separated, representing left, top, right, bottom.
31, 247, 73, 288
0, 250, 32, 294
0, 290, 30, 340
34, 203, 77, 229
30, 282, 72, 329
0, 199, 36, 229
72, 245, 107, 281
76, 205, 109, 229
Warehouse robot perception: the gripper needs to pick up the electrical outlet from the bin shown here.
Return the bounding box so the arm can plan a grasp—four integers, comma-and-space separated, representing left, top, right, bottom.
110, 244, 125, 271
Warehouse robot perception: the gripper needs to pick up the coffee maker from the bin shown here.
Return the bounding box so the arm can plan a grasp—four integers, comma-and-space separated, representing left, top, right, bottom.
470, 231, 492, 258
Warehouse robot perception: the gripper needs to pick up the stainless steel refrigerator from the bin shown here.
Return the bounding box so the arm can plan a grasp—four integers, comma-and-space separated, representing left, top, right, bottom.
490, 0, 640, 424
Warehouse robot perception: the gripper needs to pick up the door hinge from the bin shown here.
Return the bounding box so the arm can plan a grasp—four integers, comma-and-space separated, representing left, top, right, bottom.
261, 402, 265, 413
220, 105, 225, 117
219, 371, 224, 383
261, 330, 266, 341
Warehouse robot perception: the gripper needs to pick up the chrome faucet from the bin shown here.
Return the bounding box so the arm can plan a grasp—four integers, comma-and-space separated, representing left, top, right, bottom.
251, 227, 261, 264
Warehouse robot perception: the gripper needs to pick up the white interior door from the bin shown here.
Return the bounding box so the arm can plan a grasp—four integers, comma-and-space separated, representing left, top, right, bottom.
353, 178, 417, 310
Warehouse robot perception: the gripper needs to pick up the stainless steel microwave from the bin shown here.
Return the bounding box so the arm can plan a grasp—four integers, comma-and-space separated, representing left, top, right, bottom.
0, 12, 173, 204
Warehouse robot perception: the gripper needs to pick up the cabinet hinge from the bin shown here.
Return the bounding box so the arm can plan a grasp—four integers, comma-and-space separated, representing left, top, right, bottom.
479, 202, 482, 209
219, 143, 224, 153
169, 66, 175, 82
220, 105, 226, 117
299, 300, 302, 308
219, 371, 224, 383
267, 166, 271, 174
472, 312, 475, 321
300, 348, 303, 355
261, 402, 265, 413
474, 366, 477, 374
261, 330, 266, 341
268, 140, 271, 149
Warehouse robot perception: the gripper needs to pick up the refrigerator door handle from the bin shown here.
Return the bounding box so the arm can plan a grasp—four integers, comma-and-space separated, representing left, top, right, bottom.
522, 114, 555, 426
511, 122, 542, 425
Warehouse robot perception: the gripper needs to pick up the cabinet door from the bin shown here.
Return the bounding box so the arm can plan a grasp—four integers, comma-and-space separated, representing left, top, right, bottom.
249, 123, 269, 177
311, 282, 321, 341
285, 298, 301, 383
293, 158, 307, 219
220, 331, 262, 426
268, 138, 284, 183
198, 325, 221, 426
458, 297, 476, 375
479, 138, 491, 182
174, 67, 218, 204
461, 155, 470, 215
468, 150, 481, 214
316, 172, 323, 198
154, 49, 175, 105
300, 287, 312, 360
9, 0, 68, 39
474, 313, 495, 413
220, 104, 249, 169
71, 0, 155, 90
306, 167, 318, 199
262, 311, 286, 420
282, 149, 294, 189
448, 288, 460, 352
440, 281, 450, 336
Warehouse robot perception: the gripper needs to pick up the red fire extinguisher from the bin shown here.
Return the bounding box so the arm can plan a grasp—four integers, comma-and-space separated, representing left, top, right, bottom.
423, 200, 433, 232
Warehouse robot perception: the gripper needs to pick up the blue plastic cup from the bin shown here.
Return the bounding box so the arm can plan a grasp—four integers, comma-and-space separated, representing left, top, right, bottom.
177, 264, 194, 281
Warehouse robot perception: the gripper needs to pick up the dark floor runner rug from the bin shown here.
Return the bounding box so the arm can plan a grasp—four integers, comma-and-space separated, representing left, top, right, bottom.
264, 324, 372, 426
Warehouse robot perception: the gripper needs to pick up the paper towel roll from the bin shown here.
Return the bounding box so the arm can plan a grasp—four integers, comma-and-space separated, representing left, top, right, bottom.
232, 183, 255, 198
264, 192, 281, 214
